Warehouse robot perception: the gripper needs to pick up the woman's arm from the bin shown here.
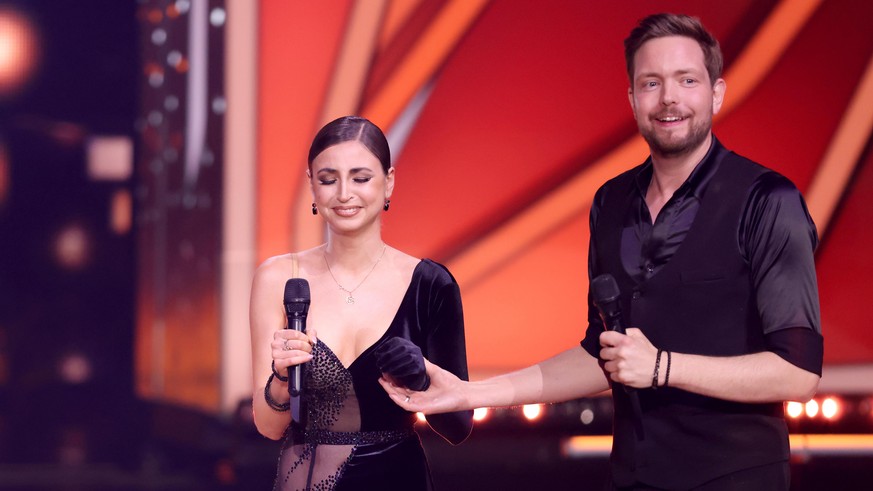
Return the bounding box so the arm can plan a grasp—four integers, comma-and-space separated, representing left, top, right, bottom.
249, 259, 314, 440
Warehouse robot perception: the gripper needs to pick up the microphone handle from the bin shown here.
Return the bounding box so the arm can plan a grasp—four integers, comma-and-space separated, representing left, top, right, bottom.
605, 316, 625, 335
288, 316, 304, 397
607, 314, 645, 439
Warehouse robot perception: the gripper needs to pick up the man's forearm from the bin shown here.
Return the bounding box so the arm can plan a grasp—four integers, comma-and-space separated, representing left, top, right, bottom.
667, 350, 820, 403
466, 347, 609, 408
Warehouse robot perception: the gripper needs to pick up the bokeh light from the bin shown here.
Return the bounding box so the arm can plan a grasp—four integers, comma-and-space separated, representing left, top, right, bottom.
54, 223, 92, 270
821, 397, 840, 420
58, 352, 92, 384
522, 404, 543, 421
472, 407, 489, 422
0, 6, 40, 98
786, 401, 804, 419
805, 399, 820, 418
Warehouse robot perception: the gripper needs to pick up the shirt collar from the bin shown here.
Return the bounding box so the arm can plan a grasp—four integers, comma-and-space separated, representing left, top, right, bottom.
633, 135, 728, 200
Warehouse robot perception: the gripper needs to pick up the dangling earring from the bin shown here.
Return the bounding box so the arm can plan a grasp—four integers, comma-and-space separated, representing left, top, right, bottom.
383, 199, 391, 211
311, 203, 318, 215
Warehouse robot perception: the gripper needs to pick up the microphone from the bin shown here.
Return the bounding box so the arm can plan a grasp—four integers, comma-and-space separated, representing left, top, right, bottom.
591, 274, 625, 334
591, 273, 644, 439
283, 278, 310, 399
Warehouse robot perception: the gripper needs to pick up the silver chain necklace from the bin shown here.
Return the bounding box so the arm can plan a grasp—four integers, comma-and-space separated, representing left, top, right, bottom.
323, 245, 387, 304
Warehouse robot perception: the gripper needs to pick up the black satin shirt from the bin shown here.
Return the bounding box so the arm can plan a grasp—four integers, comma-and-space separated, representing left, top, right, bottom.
590, 136, 823, 375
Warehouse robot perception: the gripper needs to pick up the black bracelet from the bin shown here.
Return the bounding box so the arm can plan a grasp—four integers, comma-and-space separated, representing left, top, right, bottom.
264, 373, 290, 412
664, 351, 672, 388
272, 360, 289, 382
652, 349, 663, 389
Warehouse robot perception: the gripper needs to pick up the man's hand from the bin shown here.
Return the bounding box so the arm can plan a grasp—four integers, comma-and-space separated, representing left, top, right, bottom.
379, 358, 465, 414
599, 327, 659, 389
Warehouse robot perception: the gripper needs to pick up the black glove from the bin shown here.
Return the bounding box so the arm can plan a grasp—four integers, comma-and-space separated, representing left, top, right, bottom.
373, 337, 430, 391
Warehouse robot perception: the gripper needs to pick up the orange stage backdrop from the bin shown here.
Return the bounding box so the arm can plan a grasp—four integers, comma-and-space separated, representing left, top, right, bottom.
256, 0, 873, 377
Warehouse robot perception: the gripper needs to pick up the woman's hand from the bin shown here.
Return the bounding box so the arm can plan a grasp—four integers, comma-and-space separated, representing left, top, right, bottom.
272, 328, 318, 373
379, 358, 466, 414
374, 337, 430, 391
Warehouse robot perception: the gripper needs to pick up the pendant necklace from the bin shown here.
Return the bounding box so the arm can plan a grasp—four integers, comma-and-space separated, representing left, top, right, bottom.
323, 245, 387, 304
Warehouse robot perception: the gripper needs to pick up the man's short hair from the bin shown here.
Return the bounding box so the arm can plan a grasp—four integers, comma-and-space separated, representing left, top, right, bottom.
624, 13, 723, 86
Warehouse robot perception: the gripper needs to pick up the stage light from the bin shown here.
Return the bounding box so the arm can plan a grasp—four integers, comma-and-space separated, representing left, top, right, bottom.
786, 401, 804, 419
473, 407, 489, 422
212, 96, 227, 115
175, 0, 191, 15
805, 399, 820, 418
111, 189, 132, 234
145, 61, 164, 88
166, 50, 188, 73
522, 404, 543, 421
87, 136, 133, 181
54, 223, 91, 270
148, 110, 163, 127
151, 28, 167, 46
58, 352, 92, 384
821, 397, 840, 420
0, 6, 40, 98
164, 95, 179, 111
209, 8, 226, 27
580, 408, 595, 425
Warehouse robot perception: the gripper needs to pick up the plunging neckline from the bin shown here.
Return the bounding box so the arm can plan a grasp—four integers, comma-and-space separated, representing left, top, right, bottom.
317, 259, 424, 371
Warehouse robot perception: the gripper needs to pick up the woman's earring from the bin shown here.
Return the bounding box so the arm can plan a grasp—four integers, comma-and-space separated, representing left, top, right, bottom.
383, 199, 391, 211
311, 203, 318, 215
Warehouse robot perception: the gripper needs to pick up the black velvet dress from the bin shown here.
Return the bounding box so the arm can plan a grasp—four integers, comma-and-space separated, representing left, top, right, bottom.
273, 259, 471, 491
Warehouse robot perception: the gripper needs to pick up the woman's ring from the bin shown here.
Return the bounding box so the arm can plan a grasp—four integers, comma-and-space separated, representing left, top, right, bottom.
404, 395, 411, 403
283, 340, 291, 351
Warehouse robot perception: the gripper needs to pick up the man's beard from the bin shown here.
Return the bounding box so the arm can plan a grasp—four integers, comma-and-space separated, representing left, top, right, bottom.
639, 114, 712, 158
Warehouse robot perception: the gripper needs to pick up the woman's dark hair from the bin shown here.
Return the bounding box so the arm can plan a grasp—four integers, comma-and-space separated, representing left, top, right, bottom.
307, 116, 391, 174
624, 13, 723, 86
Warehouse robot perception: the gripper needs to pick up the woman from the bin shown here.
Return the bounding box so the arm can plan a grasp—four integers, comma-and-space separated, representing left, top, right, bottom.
249, 116, 473, 490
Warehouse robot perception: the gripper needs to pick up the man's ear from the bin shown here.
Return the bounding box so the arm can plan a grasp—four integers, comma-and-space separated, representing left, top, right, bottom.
712, 78, 726, 116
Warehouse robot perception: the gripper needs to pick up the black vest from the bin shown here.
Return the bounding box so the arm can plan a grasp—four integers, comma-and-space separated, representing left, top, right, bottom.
592, 152, 789, 489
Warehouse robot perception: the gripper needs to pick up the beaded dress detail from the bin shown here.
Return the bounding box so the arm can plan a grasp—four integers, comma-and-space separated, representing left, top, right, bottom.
274, 340, 414, 490
272, 259, 470, 491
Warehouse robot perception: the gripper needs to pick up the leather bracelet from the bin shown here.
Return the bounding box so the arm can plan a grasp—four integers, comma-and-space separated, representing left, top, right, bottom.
272, 360, 289, 382
264, 373, 290, 412
652, 349, 663, 389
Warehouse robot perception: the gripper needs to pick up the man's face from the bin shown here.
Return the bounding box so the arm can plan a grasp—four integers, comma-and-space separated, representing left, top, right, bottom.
628, 36, 725, 159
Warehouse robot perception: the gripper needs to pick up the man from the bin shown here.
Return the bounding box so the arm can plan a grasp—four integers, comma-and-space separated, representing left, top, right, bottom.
381, 13, 822, 490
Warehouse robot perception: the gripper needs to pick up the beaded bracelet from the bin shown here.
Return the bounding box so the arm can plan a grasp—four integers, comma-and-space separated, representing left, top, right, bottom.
264, 373, 290, 412
272, 360, 289, 382
651, 349, 663, 389
663, 351, 672, 388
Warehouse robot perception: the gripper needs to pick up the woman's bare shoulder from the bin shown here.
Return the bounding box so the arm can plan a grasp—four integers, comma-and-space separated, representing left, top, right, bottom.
256, 245, 326, 280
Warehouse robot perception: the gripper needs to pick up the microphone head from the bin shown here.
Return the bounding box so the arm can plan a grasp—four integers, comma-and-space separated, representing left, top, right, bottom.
591, 274, 620, 306
284, 278, 311, 315
591, 273, 625, 333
